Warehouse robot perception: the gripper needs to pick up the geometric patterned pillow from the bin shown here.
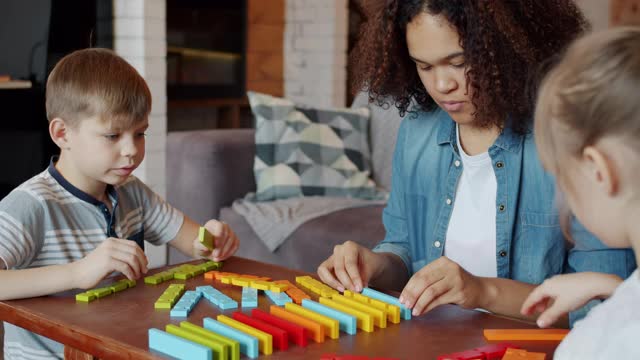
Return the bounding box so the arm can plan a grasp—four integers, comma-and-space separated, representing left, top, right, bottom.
247, 91, 383, 201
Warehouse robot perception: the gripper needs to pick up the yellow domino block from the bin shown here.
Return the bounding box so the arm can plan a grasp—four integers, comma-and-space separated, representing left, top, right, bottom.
269, 283, 289, 293
217, 315, 273, 355
249, 280, 271, 291
284, 303, 339, 339
231, 277, 251, 287
319, 297, 374, 332
331, 294, 387, 328
344, 290, 400, 324
220, 276, 233, 284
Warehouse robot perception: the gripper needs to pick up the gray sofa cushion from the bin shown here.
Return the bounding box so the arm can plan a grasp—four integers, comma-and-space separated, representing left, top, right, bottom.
222, 204, 385, 273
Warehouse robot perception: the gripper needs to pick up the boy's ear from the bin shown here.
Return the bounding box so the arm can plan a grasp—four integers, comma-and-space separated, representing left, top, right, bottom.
49, 118, 70, 150
582, 146, 618, 196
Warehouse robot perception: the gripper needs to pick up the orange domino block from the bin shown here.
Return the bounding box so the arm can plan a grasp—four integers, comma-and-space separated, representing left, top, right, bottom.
319, 297, 374, 333
217, 315, 273, 355
269, 283, 289, 293
284, 303, 340, 339
501, 348, 546, 360
204, 271, 239, 280
275, 280, 311, 304
344, 290, 401, 324
331, 294, 386, 329
483, 329, 569, 341
270, 305, 325, 343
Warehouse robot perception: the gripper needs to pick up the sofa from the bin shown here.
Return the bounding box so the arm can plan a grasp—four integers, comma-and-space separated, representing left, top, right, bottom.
166, 93, 404, 273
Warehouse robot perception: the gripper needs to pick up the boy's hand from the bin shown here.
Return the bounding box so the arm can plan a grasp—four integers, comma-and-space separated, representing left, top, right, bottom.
399, 256, 485, 316
317, 240, 386, 292
521, 272, 623, 328
194, 220, 239, 261
73, 237, 148, 289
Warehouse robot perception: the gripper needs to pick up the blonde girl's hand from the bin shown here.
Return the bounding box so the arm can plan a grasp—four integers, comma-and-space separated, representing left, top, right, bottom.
317, 240, 385, 293
521, 272, 623, 328
73, 237, 148, 289
399, 256, 485, 316
193, 220, 239, 261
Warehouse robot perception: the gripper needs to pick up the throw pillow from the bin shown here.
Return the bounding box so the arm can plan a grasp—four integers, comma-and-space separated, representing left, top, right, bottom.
247, 91, 382, 201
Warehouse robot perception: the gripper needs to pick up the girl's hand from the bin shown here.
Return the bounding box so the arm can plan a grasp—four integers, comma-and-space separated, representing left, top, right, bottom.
399, 256, 485, 316
521, 272, 622, 328
317, 240, 386, 292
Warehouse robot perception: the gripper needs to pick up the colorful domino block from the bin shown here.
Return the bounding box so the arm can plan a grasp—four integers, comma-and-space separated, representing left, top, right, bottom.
155, 283, 186, 310
264, 290, 292, 306
284, 302, 340, 339
295, 276, 339, 298
171, 290, 202, 317
270, 305, 325, 343
483, 329, 569, 341
361, 287, 411, 320
439, 343, 518, 360
232, 312, 289, 351
273, 280, 311, 304
331, 294, 387, 329
148, 328, 212, 360
217, 315, 273, 355
203, 317, 259, 359
241, 286, 258, 308
77, 279, 136, 302
501, 348, 546, 360
319, 297, 374, 333
302, 299, 357, 335
180, 321, 241, 360
344, 290, 401, 324
199, 226, 215, 250
251, 309, 307, 347
166, 324, 228, 359
197, 285, 238, 310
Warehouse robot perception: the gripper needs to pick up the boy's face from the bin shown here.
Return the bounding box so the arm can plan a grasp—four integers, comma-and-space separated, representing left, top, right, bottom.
64, 115, 148, 190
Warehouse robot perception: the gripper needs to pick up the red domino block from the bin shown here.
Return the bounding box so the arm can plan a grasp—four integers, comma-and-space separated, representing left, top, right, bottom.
335, 356, 372, 360
251, 308, 307, 347
231, 311, 289, 351
475, 343, 518, 360
320, 355, 337, 360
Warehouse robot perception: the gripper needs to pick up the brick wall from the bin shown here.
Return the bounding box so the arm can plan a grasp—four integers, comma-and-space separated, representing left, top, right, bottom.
284, 0, 349, 108
113, 0, 167, 267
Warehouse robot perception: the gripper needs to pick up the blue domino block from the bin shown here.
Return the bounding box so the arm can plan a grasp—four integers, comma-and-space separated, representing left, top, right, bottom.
301, 299, 357, 335
202, 317, 259, 359
241, 287, 258, 308
264, 290, 292, 306
361, 287, 411, 320
148, 328, 212, 360
170, 308, 189, 317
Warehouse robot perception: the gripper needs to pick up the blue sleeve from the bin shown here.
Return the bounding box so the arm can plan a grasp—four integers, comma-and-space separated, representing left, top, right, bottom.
372, 119, 412, 274
566, 219, 637, 326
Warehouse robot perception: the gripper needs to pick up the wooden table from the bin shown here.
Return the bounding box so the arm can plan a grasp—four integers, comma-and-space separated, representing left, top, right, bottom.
0, 257, 561, 359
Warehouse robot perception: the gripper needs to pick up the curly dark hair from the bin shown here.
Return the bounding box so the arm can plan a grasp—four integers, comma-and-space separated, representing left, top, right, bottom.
350, 0, 589, 132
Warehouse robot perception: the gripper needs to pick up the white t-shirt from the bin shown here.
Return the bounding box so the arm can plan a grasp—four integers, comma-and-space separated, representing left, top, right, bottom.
554, 269, 640, 360
444, 125, 498, 277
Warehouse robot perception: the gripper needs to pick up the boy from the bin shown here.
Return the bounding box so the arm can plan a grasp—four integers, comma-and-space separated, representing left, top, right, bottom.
0, 48, 239, 359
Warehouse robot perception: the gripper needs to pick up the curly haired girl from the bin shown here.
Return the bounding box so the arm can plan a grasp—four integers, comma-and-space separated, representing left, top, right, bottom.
318, 0, 636, 326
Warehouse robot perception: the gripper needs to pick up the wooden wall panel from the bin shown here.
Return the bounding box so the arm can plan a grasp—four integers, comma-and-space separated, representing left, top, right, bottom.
246, 0, 284, 97
610, 0, 640, 26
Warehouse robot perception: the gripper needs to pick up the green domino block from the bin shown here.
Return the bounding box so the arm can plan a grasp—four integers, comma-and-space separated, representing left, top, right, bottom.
88, 288, 113, 298
193, 268, 205, 276
180, 321, 241, 360
174, 272, 192, 280
154, 301, 173, 309
198, 227, 215, 251
75, 292, 96, 303
160, 272, 175, 281
166, 324, 229, 360
144, 276, 163, 285
109, 281, 128, 293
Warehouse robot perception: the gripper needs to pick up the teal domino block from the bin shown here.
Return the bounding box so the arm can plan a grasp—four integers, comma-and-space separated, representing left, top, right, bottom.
203, 317, 259, 359
301, 299, 357, 335
148, 328, 212, 360
361, 287, 411, 320
264, 290, 292, 306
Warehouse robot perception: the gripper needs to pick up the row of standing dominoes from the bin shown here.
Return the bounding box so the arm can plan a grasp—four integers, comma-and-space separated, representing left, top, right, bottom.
149, 288, 411, 359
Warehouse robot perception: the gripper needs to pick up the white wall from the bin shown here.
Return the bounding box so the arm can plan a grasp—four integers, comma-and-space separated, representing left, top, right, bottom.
284, 0, 348, 108
113, 0, 168, 268
576, 0, 609, 30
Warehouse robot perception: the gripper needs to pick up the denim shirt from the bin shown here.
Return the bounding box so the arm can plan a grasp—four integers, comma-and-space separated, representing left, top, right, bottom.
373, 109, 636, 324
